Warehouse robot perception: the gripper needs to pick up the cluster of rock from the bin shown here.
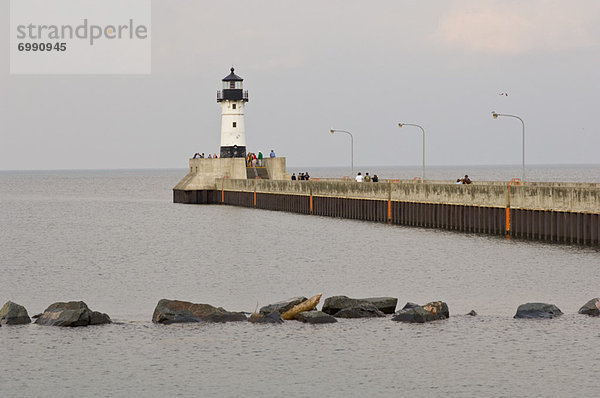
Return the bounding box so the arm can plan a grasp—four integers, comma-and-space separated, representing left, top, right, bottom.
0, 301, 110, 327
3, 297, 600, 328
152, 295, 418, 325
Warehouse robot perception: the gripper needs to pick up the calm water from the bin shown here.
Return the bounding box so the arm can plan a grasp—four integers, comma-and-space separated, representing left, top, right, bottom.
1, 166, 599, 397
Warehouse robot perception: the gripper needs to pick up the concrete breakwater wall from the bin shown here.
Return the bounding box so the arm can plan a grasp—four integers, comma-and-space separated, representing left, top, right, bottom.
173, 179, 600, 246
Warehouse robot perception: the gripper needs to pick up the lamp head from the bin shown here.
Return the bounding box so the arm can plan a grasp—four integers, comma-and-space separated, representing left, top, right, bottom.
492, 111, 498, 119
398, 123, 403, 128
330, 129, 335, 134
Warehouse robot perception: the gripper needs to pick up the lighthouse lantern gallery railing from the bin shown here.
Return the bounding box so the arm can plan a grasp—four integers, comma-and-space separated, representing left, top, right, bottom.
217, 90, 249, 101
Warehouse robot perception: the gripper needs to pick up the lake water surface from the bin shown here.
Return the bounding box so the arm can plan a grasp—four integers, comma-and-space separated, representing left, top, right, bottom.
1, 166, 599, 397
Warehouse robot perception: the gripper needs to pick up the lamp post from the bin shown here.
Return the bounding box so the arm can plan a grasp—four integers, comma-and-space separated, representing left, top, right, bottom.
492, 112, 525, 181
398, 123, 425, 180
330, 129, 354, 176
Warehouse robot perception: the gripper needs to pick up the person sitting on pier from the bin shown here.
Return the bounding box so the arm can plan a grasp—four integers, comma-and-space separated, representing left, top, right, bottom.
193, 153, 201, 159
364, 173, 371, 182
463, 175, 472, 184
355, 172, 364, 182
270, 149, 276, 158
456, 178, 462, 184
304, 172, 310, 180
291, 173, 296, 180
372, 174, 379, 182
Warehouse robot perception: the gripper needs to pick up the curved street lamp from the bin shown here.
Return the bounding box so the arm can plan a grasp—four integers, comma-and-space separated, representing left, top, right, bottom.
398, 123, 425, 180
492, 111, 525, 181
330, 129, 354, 176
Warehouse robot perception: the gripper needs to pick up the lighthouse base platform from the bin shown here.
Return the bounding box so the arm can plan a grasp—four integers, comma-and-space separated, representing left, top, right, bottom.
173, 156, 290, 202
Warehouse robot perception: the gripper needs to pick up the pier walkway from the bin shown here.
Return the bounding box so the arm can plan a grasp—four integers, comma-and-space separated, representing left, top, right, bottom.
174, 178, 600, 246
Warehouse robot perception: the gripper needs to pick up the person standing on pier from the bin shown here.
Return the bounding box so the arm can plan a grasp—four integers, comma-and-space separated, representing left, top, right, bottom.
258, 151, 263, 166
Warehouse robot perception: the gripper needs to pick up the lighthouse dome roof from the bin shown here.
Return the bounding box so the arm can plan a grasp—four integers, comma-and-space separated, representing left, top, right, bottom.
222, 67, 243, 82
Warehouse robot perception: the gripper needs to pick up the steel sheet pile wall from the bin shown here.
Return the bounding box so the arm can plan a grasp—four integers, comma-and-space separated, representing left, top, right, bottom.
173, 179, 599, 246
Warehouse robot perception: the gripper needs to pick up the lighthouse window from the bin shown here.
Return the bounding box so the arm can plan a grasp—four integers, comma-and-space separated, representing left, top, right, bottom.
232, 104, 236, 109
233, 122, 237, 128
230, 81, 235, 89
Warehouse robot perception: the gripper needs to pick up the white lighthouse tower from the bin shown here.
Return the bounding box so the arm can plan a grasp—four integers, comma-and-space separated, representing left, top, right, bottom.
217, 67, 248, 158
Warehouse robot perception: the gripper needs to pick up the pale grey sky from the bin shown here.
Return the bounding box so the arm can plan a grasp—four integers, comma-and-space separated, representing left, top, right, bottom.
1, 0, 599, 170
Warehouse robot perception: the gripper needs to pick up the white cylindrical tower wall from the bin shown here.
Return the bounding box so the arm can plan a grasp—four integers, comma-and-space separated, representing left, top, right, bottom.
220, 100, 246, 147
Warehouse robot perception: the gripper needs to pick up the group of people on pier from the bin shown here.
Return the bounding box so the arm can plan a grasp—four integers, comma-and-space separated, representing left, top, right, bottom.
193, 152, 218, 159
247, 150, 276, 167
355, 172, 379, 182
456, 175, 472, 184
291, 172, 311, 180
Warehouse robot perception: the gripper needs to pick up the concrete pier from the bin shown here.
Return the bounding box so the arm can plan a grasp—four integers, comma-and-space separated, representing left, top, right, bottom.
173, 172, 600, 246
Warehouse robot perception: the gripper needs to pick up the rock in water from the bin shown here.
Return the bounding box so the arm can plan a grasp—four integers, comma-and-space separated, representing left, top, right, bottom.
152, 299, 247, 324
281, 294, 322, 320
294, 310, 337, 324
392, 306, 437, 323
259, 297, 308, 314
0, 301, 32, 325
578, 298, 600, 316
392, 301, 450, 323
423, 301, 449, 319
35, 301, 111, 327
322, 296, 398, 315
466, 310, 478, 316
333, 304, 386, 318
514, 303, 563, 319
249, 311, 284, 324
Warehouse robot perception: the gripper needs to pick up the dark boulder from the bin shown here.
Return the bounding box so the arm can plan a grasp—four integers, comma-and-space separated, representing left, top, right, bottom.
0, 301, 31, 325
322, 296, 398, 315
249, 311, 284, 324
294, 310, 337, 324
392, 301, 450, 323
35, 301, 111, 327
514, 303, 563, 319
333, 304, 386, 318
423, 301, 449, 319
578, 298, 600, 316
152, 299, 247, 324
259, 297, 307, 314
392, 306, 437, 323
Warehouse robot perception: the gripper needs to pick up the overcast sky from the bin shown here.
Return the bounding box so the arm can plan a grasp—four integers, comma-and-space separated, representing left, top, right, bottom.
1, 0, 599, 170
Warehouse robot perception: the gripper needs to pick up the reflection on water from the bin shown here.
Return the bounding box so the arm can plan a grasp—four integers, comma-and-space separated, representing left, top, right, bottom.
1, 167, 599, 397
